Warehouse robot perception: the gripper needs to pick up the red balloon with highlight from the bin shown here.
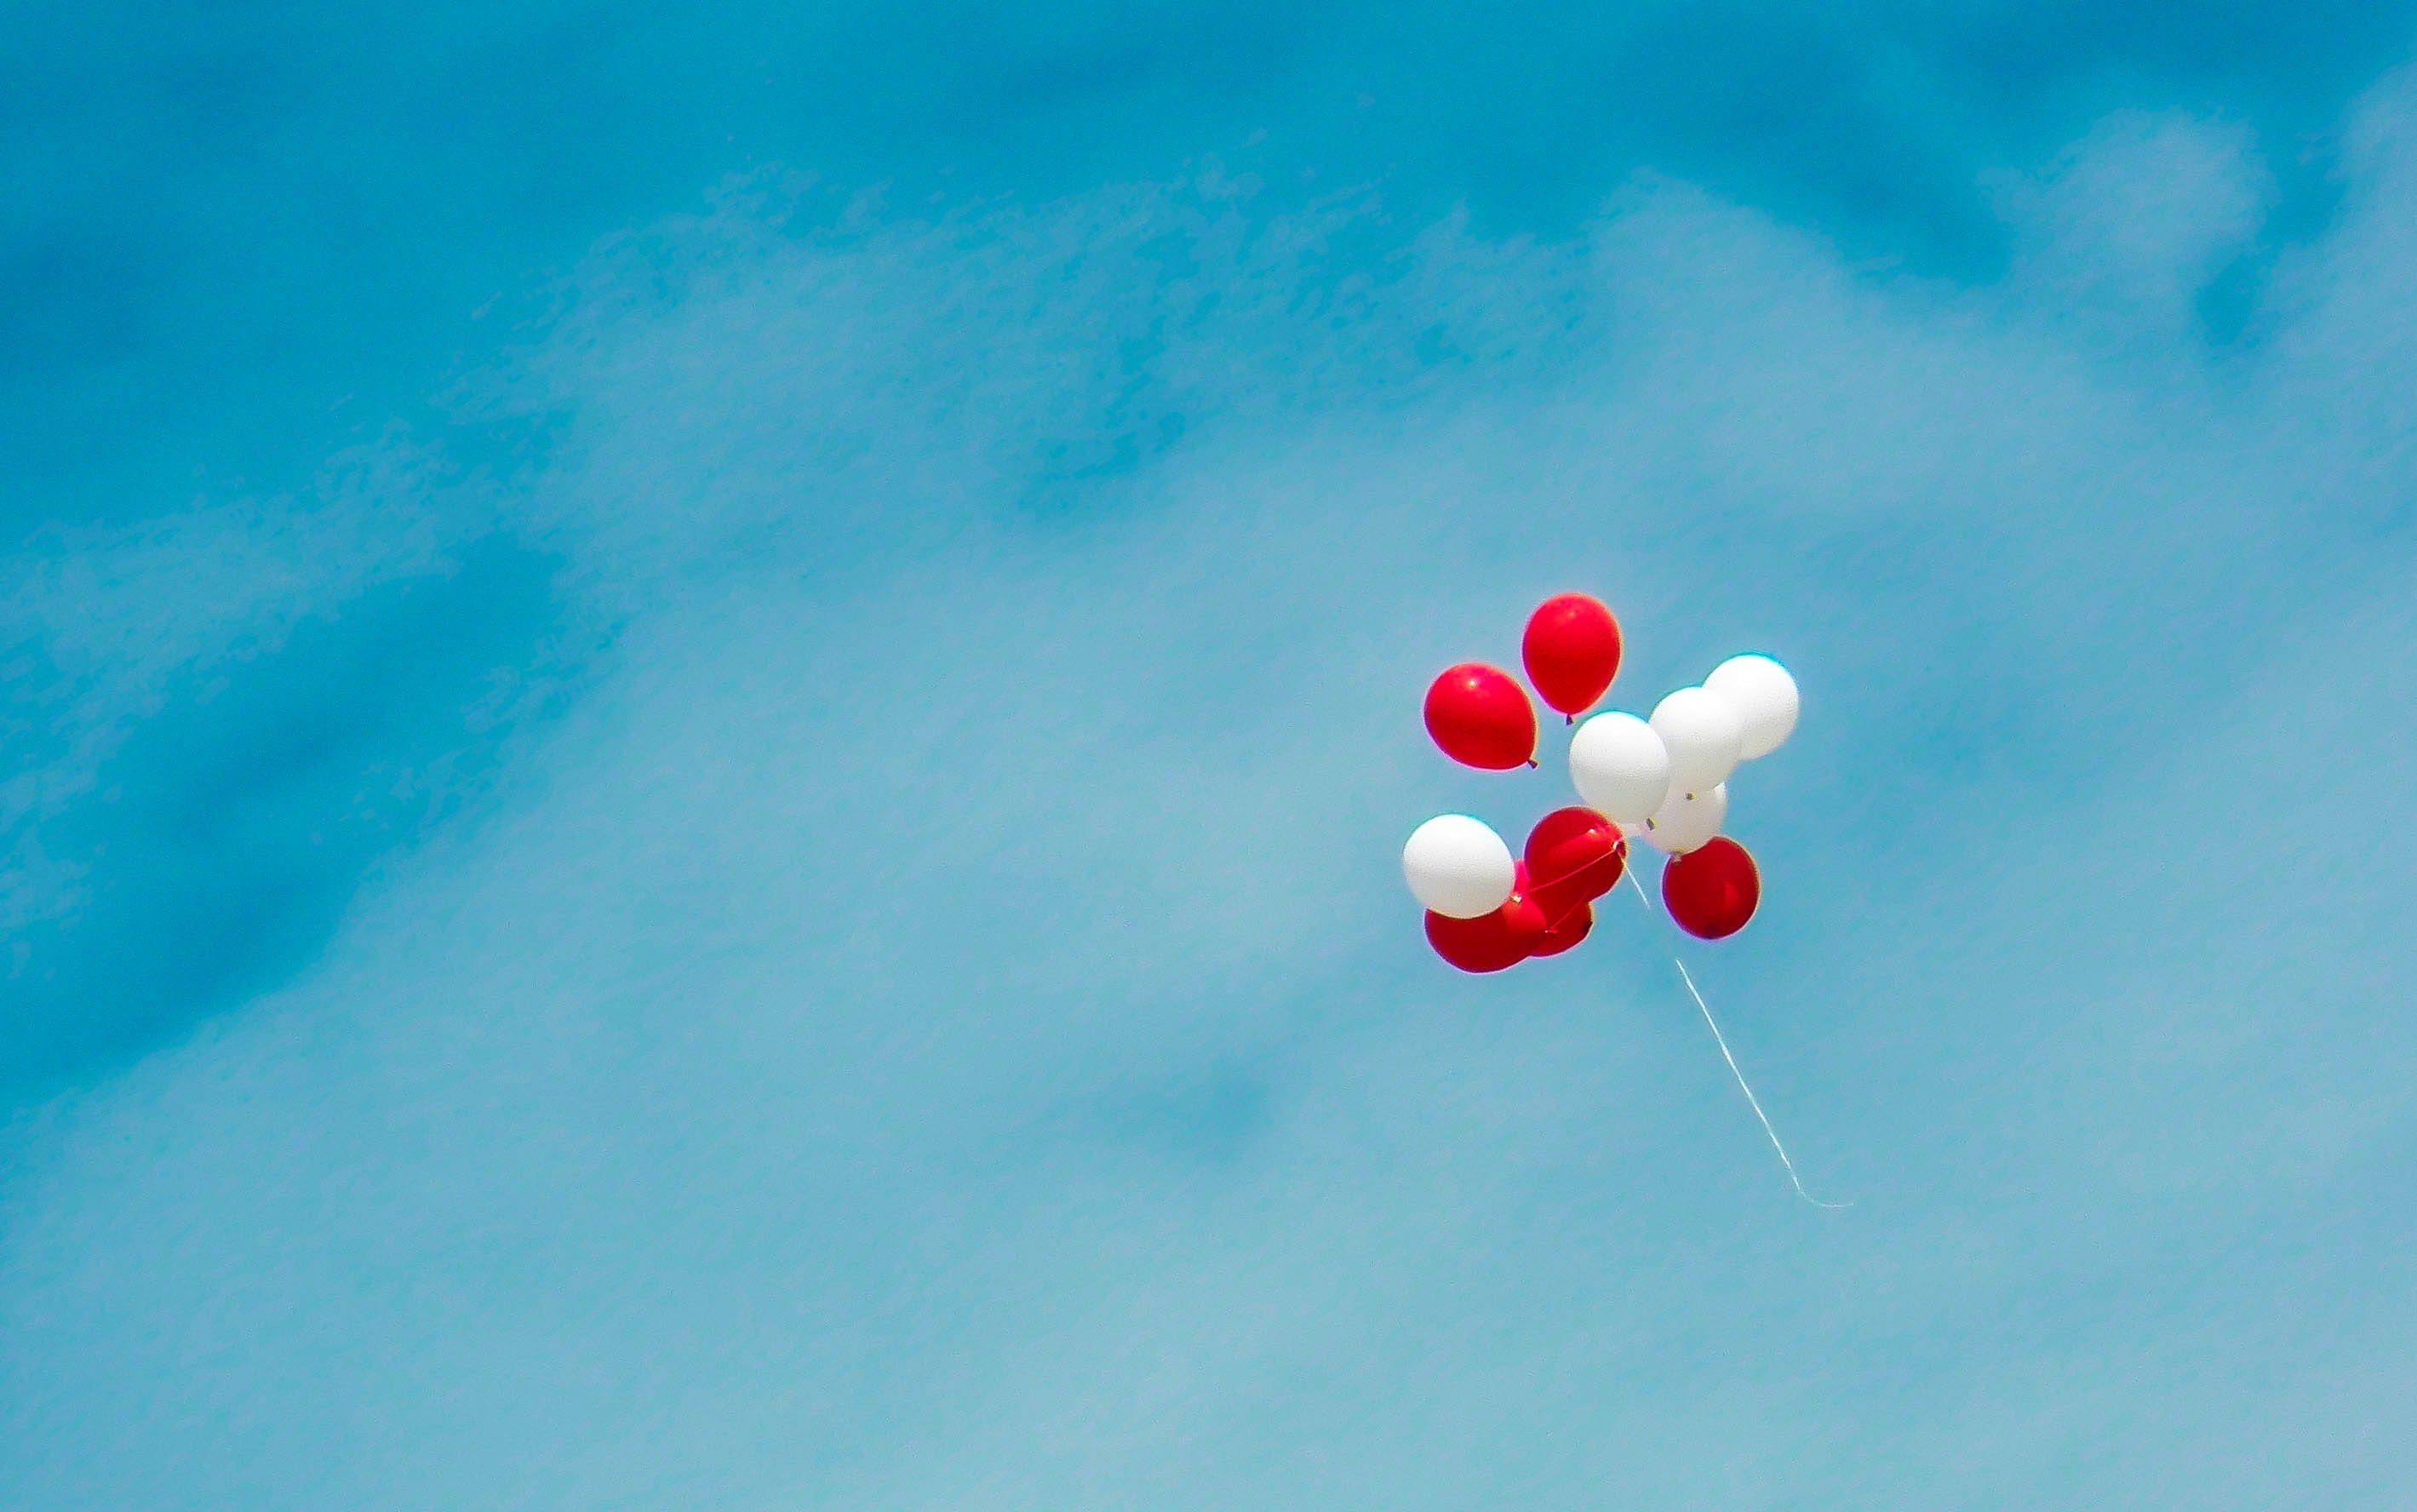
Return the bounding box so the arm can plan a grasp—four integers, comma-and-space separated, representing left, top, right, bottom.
1521, 593, 1624, 718
1521, 806, 1624, 925
1423, 662, 1538, 770
1661, 836, 1761, 940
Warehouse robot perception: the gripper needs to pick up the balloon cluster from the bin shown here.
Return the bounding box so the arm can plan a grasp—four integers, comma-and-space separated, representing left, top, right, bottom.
1404, 594, 1800, 972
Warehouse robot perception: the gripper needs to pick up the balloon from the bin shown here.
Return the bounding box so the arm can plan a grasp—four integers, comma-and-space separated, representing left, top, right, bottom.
1662, 836, 1761, 939
1401, 814, 1517, 919
1637, 782, 1727, 855
1521, 593, 1623, 717
1649, 686, 1743, 793
1507, 863, 1549, 941
1423, 663, 1538, 770
1530, 901, 1593, 957
1424, 883, 1549, 973
1568, 712, 1671, 824
1704, 654, 1800, 760
1522, 806, 1624, 925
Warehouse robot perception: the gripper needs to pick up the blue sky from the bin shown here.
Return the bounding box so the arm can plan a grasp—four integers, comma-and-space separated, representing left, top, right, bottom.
5, 4, 2417, 1507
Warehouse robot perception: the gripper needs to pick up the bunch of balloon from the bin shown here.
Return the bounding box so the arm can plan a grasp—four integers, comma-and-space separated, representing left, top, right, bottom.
1403, 592, 1801, 971
1570, 650, 1797, 942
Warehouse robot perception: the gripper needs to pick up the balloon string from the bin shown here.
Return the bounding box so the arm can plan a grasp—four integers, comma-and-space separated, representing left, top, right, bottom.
1620, 867, 1849, 1211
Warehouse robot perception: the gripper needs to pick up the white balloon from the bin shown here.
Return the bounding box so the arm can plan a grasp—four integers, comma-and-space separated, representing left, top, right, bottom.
1401, 815, 1516, 919
1639, 782, 1727, 856
1650, 686, 1744, 794
1704, 653, 1800, 760
1568, 712, 1671, 825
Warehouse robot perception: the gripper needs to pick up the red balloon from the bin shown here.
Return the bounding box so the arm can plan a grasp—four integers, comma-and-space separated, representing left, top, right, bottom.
1423, 662, 1537, 770
1521, 593, 1623, 717
1661, 836, 1761, 940
1424, 888, 1549, 973
1529, 901, 1593, 958
1522, 806, 1624, 925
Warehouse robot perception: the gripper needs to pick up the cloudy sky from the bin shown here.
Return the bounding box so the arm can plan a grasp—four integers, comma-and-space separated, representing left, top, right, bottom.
6, 4, 2416, 1507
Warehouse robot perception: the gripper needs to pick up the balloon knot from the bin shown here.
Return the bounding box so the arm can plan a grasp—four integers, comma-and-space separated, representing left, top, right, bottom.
1526, 759, 1539, 770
